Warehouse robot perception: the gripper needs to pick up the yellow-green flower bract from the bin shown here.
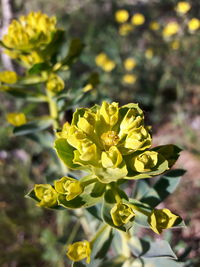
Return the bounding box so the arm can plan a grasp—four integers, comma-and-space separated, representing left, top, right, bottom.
148, 208, 180, 234
34, 184, 58, 207
111, 202, 135, 226
54, 176, 83, 201
55, 102, 172, 183
67, 240, 91, 263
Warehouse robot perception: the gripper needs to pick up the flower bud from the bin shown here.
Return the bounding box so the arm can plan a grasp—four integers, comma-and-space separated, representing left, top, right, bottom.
67, 240, 91, 263
54, 176, 83, 201
34, 184, 58, 207
111, 202, 135, 226
148, 208, 180, 234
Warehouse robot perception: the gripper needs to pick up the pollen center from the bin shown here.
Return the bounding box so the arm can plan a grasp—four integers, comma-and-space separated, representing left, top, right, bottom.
101, 131, 119, 148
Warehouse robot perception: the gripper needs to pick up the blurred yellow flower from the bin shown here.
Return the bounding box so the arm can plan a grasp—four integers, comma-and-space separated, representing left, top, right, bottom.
122, 74, 137, 84
95, 53, 116, 72
115, 9, 129, 24
163, 21, 180, 37
124, 58, 136, 71
145, 49, 154, 59
6, 113, 27, 126
2, 12, 57, 52
188, 18, 200, 31
0, 71, 18, 84
149, 21, 160, 31
171, 40, 180, 50
131, 13, 145, 26
19, 51, 43, 67
46, 73, 65, 93
67, 241, 91, 263
175, 2, 191, 14
119, 23, 133, 36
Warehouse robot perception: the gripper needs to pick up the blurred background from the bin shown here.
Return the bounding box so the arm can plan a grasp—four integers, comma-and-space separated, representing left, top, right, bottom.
0, 0, 200, 266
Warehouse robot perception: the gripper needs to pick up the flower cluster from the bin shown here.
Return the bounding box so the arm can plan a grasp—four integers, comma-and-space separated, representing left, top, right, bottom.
55, 101, 175, 183
95, 53, 116, 72
29, 102, 182, 264
2, 12, 58, 66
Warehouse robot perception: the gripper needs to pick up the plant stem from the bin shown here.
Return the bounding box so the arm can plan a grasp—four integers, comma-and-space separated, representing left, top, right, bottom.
130, 204, 151, 216
90, 224, 108, 246
46, 88, 59, 129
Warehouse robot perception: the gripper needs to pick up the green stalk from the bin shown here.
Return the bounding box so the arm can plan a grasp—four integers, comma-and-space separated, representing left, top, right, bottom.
90, 224, 108, 246
46, 88, 59, 129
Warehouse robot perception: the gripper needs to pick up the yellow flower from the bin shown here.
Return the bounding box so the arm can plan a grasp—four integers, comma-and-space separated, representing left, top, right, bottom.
111, 202, 135, 226
6, 113, 27, 126
175, 2, 191, 14
54, 176, 83, 201
34, 184, 58, 207
131, 13, 145, 26
46, 73, 65, 93
122, 74, 137, 84
163, 21, 180, 37
171, 40, 180, 50
19, 51, 43, 67
149, 21, 160, 31
115, 9, 129, 24
118, 23, 133, 36
95, 53, 116, 72
0, 71, 18, 84
131, 151, 159, 173
124, 58, 136, 71
188, 18, 200, 31
148, 209, 180, 234
145, 49, 154, 59
67, 241, 91, 263
2, 12, 57, 52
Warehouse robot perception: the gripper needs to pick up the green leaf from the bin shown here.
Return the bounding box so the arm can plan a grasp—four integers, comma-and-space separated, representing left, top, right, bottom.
13, 118, 53, 136
86, 205, 102, 221
129, 237, 177, 259
62, 38, 84, 66
28, 62, 50, 75
95, 229, 114, 259
153, 144, 182, 168
54, 138, 80, 169
98, 255, 127, 267
140, 169, 186, 208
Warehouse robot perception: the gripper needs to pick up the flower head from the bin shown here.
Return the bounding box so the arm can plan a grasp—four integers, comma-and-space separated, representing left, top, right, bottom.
34, 184, 58, 207
119, 23, 133, 36
149, 21, 160, 31
111, 202, 135, 226
46, 73, 65, 93
131, 13, 145, 26
188, 18, 200, 32
6, 113, 26, 126
95, 53, 116, 72
122, 74, 137, 84
67, 240, 91, 263
148, 209, 180, 234
163, 22, 180, 37
123, 58, 136, 71
54, 176, 83, 201
175, 2, 191, 14
0, 71, 18, 84
115, 10, 129, 24
2, 12, 57, 52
